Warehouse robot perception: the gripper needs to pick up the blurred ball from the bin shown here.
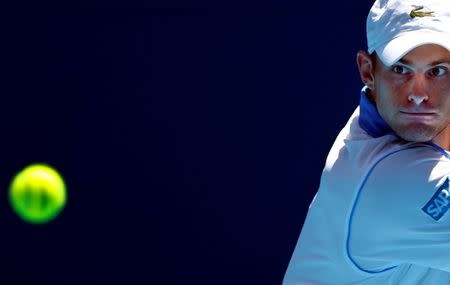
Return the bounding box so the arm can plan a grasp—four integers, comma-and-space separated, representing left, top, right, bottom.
8, 164, 67, 224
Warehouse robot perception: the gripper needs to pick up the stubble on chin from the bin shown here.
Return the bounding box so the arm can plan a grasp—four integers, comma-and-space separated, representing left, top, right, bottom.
394, 124, 435, 143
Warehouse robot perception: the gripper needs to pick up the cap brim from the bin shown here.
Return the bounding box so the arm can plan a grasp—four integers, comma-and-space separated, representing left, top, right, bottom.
376, 32, 450, 66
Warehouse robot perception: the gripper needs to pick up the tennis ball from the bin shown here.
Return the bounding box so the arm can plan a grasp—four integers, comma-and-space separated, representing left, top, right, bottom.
8, 164, 67, 224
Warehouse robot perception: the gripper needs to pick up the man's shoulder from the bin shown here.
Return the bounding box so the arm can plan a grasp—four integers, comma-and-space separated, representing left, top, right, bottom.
370, 143, 450, 179
349, 144, 450, 272
354, 143, 450, 226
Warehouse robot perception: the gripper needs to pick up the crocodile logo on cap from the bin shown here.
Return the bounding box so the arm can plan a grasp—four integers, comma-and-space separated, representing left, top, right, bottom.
410, 6, 434, 18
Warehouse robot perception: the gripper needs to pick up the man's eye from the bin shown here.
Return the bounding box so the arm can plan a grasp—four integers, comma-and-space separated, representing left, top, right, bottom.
392, 65, 409, 75
429, 66, 448, 77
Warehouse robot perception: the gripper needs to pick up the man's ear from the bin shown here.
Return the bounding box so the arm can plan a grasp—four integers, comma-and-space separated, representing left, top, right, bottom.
356, 50, 375, 91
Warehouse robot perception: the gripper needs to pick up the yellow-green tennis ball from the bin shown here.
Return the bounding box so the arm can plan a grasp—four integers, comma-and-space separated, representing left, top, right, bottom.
8, 164, 67, 224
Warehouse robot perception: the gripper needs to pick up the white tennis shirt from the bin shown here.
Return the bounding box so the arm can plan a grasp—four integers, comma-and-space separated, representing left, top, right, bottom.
283, 88, 450, 284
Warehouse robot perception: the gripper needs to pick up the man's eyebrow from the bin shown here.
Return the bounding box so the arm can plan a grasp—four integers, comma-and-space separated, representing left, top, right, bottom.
430, 59, 450, 66
398, 58, 450, 66
398, 58, 412, 65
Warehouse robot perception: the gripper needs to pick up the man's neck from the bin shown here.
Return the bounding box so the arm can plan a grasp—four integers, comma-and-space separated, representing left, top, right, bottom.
432, 125, 450, 151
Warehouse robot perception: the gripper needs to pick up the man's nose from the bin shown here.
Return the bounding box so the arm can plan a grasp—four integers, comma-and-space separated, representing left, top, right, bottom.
408, 74, 429, 105
408, 95, 428, 105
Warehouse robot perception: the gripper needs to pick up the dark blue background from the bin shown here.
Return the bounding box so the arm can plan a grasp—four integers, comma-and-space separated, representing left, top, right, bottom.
1, 2, 372, 284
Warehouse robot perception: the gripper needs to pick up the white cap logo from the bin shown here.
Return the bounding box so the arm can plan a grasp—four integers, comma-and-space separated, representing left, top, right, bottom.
409, 6, 434, 18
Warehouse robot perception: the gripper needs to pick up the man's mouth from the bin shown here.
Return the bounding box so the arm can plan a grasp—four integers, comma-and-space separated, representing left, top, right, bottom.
399, 111, 437, 120
401, 112, 434, 115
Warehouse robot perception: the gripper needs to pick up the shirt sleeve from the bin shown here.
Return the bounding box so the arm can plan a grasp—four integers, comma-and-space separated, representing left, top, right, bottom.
348, 144, 450, 273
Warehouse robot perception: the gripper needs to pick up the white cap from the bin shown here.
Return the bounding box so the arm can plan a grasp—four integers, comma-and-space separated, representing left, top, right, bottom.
367, 0, 450, 66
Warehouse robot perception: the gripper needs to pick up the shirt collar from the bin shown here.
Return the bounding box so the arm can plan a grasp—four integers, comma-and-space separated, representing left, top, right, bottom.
358, 86, 393, 138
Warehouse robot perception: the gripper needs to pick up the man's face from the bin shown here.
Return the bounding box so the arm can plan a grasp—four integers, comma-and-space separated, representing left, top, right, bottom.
372, 44, 450, 142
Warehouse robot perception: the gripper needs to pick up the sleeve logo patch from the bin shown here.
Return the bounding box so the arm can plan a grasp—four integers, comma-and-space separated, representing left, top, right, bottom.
422, 177, 450, 221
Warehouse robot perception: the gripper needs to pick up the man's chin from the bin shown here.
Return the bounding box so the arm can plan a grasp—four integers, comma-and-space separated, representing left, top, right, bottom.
395, 125, 435, 142
399, 134, 431, 143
